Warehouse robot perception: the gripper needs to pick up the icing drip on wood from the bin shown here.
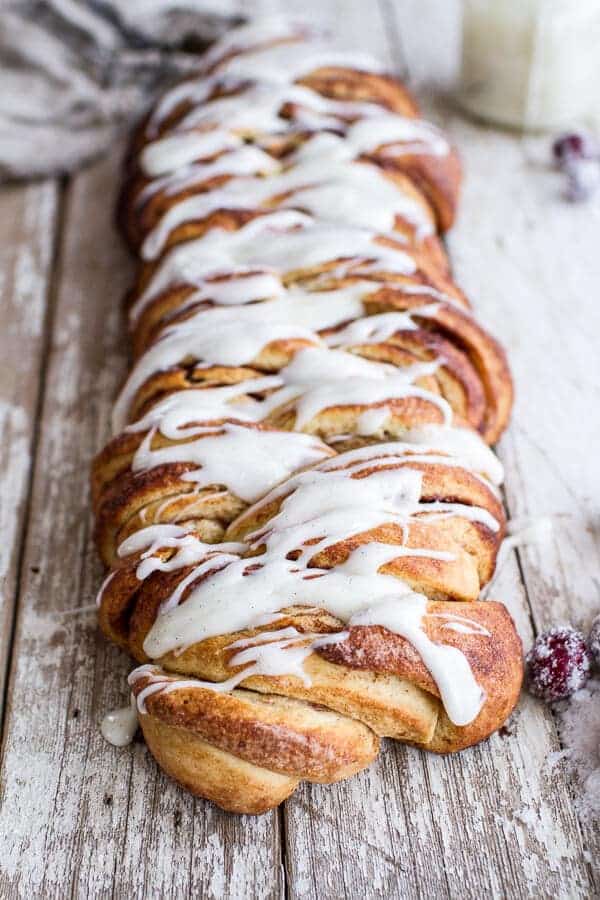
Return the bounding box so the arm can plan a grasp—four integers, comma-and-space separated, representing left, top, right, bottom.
481, 516, 553, 599
101, 699, 139, 747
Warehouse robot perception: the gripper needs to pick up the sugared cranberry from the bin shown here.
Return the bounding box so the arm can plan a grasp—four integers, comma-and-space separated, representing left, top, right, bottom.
589, 615, 600, 668
553, 132, 598, 167
526, 626, 591, 701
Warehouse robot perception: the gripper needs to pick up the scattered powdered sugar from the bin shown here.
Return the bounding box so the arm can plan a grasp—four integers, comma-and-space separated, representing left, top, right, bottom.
513, 805, 539, 828
588, 614, 600, 667
552, 678, 600, 821
545, 748, 570, 769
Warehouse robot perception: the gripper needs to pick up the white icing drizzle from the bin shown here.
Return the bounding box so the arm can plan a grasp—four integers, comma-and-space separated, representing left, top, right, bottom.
502, 515, 553, 552
430, 612, 491, 637
101, 436, 500, 730
248, 450, 500, 536
324, 306, 443, 347
442, 621, 487, 636
132, 210, 416, 322
128, 665, 208, 714
117, 523, 247, 580
129, 584, 489, 722
118, 344, 452, 480
480, 516, 553, 599
138, 116, 449, 250
140, 168, 426, 256
125, 377, 284, 435
141, 110, 449, 194
348, 599, 484, 726
193, 17, 317, 80
135, 455, 499, 726
284, 352, 451, 430
115, 274, 451, 433
346, 115, 449, 158
180, 271, 285, 305
225, 632, 316, 687
140, 130, 244, 176
95, 569, 116, 607
356, 406, 391, 435
101, 698, 139, 747
140, 139, 435, 259
144, 15, 447, 165
147, 43, 382, 140
146, 284, 364, 365
117, 282, 366, 430
185, 81, 387, 136
127, 277, 460, 431
368, 425, 504, 485
130, 270, 288, 331
134, 14, 452, 342
132, 421, 332, 504
211, 39, 382, 86
137, 144, 280, 207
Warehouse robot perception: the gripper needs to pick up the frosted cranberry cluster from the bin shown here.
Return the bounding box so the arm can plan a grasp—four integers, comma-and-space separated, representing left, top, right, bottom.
526, 616, 600, 702
553, 132, 600, 203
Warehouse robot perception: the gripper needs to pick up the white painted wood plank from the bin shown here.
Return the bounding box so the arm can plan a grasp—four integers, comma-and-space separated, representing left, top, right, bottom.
0, 4, 594, 896
383, 4, 598, 893
444, 114, 600, 890
0, 149, 282, 899
285, 555, 592, 899
278, 1, 594, 896
0, 179, 59, 707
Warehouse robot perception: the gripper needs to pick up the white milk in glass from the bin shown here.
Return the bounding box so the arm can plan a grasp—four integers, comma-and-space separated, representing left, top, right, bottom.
460, 0, 600, 130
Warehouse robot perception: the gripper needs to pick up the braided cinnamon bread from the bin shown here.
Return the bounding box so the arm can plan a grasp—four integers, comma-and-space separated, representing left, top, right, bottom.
95, 18, 521, 815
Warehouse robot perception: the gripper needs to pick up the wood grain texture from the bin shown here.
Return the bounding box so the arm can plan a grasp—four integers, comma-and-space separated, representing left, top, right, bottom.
444, 116, 600, 893
394, 9, 599, 896
0, 0, 597, 896
0, 151, 281, 899
280, 1, 595, 897
0, 179, 59, 708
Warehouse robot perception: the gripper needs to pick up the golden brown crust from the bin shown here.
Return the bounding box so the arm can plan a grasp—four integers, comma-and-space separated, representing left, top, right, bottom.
123, 596, 521, 757
134, 680, 379, 781
138, 714, 300, 814
93, 461, 242, 567
317, 601, 523, 751
361, 289, 514, 444
96, 447, 515, 757
298, 66, 419, 117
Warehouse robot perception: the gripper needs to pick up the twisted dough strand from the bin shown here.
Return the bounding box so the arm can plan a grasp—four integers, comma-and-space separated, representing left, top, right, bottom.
95, 18, 521, 814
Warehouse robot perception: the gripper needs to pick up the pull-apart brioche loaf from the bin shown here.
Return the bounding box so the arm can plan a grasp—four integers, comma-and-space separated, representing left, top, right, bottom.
94, 18, 521, 814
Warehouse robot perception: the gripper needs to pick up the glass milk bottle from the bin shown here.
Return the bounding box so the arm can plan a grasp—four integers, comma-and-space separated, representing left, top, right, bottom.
459, 0, 600, 131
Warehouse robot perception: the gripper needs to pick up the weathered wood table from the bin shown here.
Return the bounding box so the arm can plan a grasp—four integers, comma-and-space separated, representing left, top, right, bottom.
0, 1, 598, 896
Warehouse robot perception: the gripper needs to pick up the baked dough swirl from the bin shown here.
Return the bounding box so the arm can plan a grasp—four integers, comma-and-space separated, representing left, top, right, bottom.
95, 17, 521, 814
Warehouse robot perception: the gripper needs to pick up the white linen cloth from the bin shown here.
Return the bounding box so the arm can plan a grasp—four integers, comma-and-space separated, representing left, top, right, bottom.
0, 0, 240, 179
